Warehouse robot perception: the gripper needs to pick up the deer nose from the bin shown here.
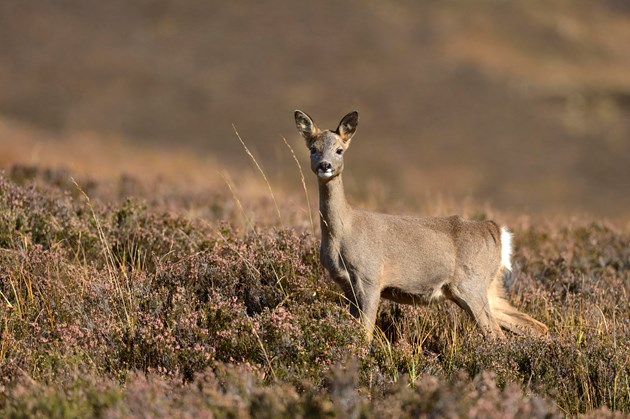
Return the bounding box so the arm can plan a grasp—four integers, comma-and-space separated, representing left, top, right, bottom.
317, 162, 332, 172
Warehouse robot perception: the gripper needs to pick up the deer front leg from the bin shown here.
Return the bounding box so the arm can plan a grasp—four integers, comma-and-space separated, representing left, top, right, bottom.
344, 276, 381, 343
360, 287, 381, 343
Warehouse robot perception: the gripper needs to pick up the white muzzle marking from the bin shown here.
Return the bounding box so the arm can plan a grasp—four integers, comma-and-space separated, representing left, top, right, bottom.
318, 168, 334, 179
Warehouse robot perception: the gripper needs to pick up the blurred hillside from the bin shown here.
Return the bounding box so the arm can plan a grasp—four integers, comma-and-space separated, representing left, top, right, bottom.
1, 0, 629, 218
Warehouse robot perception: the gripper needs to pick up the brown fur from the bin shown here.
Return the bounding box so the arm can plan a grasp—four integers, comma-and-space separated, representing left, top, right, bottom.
294, 110, 548, 341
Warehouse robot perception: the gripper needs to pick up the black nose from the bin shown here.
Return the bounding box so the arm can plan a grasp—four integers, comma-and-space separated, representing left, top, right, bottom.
317, 162, 332, 171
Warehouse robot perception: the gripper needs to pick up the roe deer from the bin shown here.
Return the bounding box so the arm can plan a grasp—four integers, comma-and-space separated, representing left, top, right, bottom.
294, 110, 548, 341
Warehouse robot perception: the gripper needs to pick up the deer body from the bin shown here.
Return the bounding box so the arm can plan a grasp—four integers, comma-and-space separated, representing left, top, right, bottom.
295, 110, 548, 340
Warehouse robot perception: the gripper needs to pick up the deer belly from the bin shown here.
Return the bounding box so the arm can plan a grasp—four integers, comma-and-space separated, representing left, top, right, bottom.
381, 285, 445, 305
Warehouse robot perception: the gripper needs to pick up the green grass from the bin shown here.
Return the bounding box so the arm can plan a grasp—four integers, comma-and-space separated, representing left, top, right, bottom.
0, 166, 629, 418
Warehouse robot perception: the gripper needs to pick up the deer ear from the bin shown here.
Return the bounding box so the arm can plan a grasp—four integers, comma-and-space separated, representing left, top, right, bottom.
337, 111, 359, 143
294, 110, 319, 141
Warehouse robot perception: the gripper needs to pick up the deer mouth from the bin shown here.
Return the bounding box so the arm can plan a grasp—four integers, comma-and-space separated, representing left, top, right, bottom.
317, 167, 335, 179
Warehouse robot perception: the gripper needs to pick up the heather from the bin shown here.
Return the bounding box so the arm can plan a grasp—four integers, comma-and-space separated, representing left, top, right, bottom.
1, 168, 629, 418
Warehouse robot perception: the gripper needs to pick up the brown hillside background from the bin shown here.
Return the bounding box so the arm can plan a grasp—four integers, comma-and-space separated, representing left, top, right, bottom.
1, 0, 629, 219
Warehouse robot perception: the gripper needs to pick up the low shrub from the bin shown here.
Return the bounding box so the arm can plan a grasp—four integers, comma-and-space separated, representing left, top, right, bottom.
1, 170, 628, 417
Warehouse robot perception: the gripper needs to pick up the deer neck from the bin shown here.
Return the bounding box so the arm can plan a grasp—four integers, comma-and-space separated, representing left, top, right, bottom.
318, 174, 351, 239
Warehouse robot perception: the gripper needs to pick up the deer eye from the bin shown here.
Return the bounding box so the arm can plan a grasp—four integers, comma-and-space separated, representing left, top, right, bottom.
309, 146, 317, 155
336, 148, 344, 155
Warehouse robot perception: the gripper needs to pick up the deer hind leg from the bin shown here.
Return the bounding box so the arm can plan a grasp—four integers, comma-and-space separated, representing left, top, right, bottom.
445, 282, 505, 339
488, 268, 548, 336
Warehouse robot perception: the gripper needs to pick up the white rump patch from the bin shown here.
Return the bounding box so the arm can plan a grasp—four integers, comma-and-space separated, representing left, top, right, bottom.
500, 227, 513, 271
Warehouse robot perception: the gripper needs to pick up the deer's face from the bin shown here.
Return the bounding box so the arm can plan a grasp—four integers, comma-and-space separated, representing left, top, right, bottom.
307, 131, 347, 180
294, 110, 359, 183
